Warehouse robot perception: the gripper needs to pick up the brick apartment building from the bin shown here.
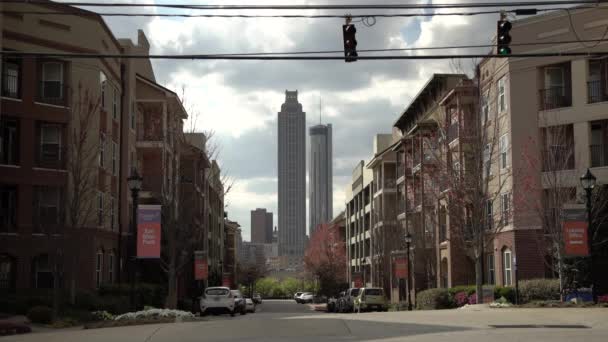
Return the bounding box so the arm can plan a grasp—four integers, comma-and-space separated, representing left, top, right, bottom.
0, 0, 229, 298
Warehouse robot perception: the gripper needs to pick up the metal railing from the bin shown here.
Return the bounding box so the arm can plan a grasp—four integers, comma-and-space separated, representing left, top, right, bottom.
538, 86, 572, 111
1, 72, 19, 98
587, 80, 608, 104
590, 144, 608, 167
37, 81, 69, 106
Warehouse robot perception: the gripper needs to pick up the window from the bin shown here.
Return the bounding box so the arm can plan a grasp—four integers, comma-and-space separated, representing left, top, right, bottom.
502, 248, 513, 286
41, 62, 63, 99
110, 196, 115, 231
501, 193, 510, 226
498, 76, 507, 113
0, 118, 19, 165
499, 134, 509, 169
482, 90, 489, 124
33, 254, 53, 289
487, 253, 495, 285
2, 56, 20, 98
107, 253, 114, 284
545, 67, 565, 93
112, 86, 118, 120
0, 186, 17, 233
39, 124, 62, 168
100, 71, 107, 109
0, 254, 16, 290
35, 186, 61, 229
486, 199, 493, 230
112, 141, 117, 175
484, 144, 491, 176
98, 192, 104, 227
95, 251, 103, 288
99, 133, 105, 167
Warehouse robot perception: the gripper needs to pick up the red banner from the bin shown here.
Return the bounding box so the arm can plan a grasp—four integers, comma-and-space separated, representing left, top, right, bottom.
394, 257, 408, 279
194, 251, 208, 280
352, 272, 363, 288
222, 274, 232, 288
137, 205, 161, 258
563, 220, 589, 257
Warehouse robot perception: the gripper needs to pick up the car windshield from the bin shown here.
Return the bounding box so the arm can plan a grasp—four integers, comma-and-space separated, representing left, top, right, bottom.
365, 289, 383, 296
351, 289, 360, 296
206, 288, 229, 296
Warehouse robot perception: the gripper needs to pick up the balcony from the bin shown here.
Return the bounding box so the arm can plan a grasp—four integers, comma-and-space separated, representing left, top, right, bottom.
538, 86, 572, 111
591, 144, 608, 167
36, 82, 69, 107
1, 72, 19, 99
542, 146, 575, 171
588, 80, 608, 104
36, 147, 66, 170
447, 122, 459, 143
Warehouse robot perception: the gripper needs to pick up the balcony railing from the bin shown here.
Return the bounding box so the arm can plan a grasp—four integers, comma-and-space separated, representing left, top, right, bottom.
539, 86, 572, 111
37, 82, 69, 107
447, 122, 459, 143
588, 80, 608, 104
591, 144, 608, 167
384, 178, 396, 189
1, 72, 19, 99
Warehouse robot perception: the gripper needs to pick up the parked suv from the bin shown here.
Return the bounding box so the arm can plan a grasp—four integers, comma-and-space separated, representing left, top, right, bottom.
354, 287, 389, 313
231, 290, 247, 315
337, 288, 360, 313
200, 287, 235, 317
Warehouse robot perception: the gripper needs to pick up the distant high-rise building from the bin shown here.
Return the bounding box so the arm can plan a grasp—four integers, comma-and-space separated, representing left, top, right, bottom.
278, 90, 306, 267
251, 208, 273, 243
309, 123, 333, 235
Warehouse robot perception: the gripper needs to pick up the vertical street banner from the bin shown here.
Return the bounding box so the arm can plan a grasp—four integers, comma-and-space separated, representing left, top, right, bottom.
137, 205, 161, 258
194, 251, 208, 280
352, 272, 363, 288
562, 208, 589, 257
394, 257, 408, 279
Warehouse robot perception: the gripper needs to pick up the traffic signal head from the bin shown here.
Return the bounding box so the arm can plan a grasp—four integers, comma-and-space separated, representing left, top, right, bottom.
342, 24, 358, 63
497, 20, 512, 55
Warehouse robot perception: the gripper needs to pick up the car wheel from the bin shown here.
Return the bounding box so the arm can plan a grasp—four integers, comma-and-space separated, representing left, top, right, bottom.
241, 308, 247, 315
230, 311, 235, 317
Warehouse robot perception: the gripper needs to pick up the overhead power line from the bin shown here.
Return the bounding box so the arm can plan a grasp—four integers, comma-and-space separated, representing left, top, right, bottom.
0, 0, 604, 10
2, 50, 608, 60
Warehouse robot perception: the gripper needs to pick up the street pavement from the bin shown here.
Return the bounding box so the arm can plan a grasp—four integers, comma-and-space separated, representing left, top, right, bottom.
3, 301, 608, 341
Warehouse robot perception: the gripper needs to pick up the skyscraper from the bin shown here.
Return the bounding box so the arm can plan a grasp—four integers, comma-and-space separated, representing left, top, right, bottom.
278, 90, 306, 268
251, 208, 273, 243
309, 123, 333, 235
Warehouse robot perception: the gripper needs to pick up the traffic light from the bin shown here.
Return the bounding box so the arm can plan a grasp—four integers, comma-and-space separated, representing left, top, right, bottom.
497, 19, 512, 55
342, 24, 358, 62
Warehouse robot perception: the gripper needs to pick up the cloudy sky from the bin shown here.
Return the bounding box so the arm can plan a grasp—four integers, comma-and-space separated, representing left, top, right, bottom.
89, 0, 544, 240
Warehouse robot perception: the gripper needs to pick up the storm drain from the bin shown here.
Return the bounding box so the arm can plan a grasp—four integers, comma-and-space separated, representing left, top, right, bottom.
489, 324, 589, 329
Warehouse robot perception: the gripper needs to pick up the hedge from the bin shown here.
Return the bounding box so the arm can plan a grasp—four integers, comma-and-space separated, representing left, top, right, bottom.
27, 306, 53, 324
518, 278, 560, 303
416, 288, 453, 310
494, 286, 516, 303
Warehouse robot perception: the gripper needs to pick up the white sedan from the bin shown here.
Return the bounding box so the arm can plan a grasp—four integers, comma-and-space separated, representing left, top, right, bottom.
299, 292, 314, 304
245, 298, 256, 313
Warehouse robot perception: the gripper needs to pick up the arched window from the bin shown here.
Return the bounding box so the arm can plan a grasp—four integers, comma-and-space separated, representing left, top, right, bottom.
96, 250, 104, 288
32, 254, 53, 289
502, 248, 513, 286
0, 254, 16, 291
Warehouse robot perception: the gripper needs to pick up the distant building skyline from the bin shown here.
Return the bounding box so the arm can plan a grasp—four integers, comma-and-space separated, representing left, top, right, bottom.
251, 208, 273, 244
309, 123, 333, 235
277, 90, 306, 268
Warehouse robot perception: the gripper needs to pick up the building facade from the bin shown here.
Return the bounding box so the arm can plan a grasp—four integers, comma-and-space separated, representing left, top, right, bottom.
250, 208, 273, 244
277, 90, 306, 268
309, 123, 333, 235
224, 219, 240, 289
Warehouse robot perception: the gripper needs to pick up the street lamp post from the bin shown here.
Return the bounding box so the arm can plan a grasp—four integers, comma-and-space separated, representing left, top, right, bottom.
404, 232, 413, 311
127, 168, 143, 310
580, 168, 597, 302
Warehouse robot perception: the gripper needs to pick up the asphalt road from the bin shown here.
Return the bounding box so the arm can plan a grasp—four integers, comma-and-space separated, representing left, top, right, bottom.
3, 303, 608, 342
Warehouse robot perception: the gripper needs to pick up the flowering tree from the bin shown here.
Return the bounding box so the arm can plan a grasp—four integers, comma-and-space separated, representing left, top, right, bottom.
304, 223, 347, 296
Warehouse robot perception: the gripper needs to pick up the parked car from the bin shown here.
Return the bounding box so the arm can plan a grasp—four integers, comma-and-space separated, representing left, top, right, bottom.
337, 288, 360, 313
231, 289, 247, 315
294, 292, 303, 303
354, 287, 389, 313
200, 287, 236, 317
245, 298, 256, 313
253, 293, 262, 304
299, 292, 314, 304
326, 296, 338, 313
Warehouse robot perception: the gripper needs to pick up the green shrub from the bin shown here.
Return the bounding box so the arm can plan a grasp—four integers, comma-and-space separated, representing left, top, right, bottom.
75, 291, 102, 311
27, 306, 53, 324
518, 278, 560, 303
494, 286, 516, 303
0, 297, 28, 315
448, 285, 477, 297
416, 288, 453, 310
98, 283, 166, 308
